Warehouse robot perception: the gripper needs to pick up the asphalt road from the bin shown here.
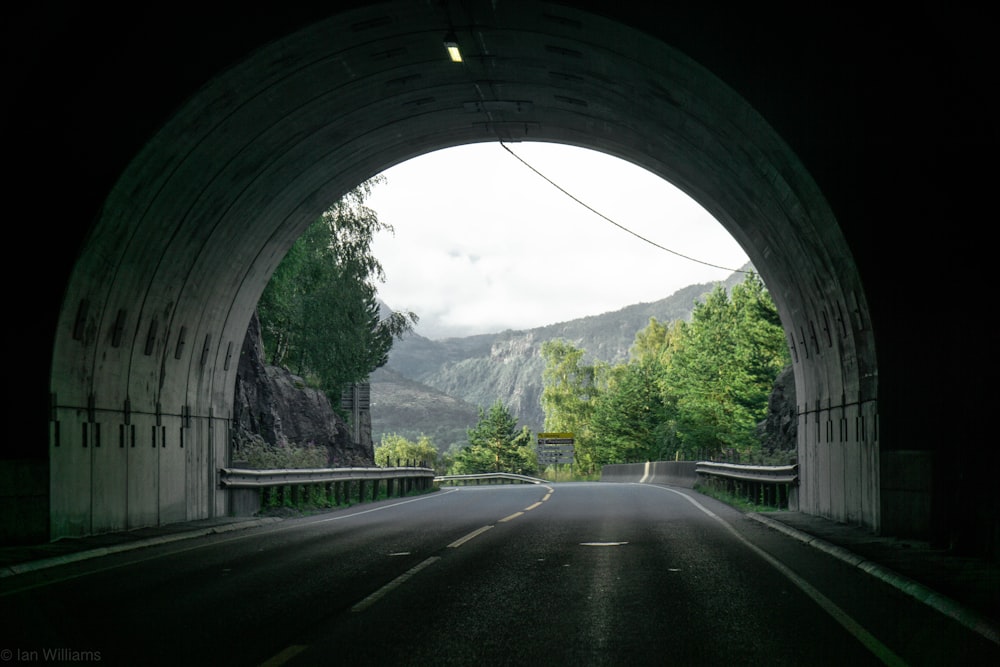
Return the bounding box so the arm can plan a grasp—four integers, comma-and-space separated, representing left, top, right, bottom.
2, 483, 996, 666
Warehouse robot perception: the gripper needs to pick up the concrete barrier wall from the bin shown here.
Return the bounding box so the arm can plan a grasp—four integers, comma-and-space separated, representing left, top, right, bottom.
600, 461, 698, 488
0, 459, 49, 544
880, 450, 933, 539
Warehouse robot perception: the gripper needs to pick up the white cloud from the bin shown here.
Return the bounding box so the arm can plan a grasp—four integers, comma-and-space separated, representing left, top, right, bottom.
368, 142, 749, 339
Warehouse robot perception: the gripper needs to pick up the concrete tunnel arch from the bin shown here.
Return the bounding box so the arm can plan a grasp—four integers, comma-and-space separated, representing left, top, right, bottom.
44, 1, 878, 540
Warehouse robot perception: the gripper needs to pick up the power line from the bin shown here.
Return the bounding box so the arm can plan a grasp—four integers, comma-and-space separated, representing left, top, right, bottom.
499, 141, 748, 274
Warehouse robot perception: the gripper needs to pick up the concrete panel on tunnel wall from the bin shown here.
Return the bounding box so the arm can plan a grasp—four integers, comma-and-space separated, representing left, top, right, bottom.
212, 418, 229, 518
90, 422, 128, 534
843, 438, 862, 525
862, 401, 880, 533
157, 416, 187, 525
828, 436, 847, 523
863, 438, 880, 533
127, 414, 159, 530
185, 420, 207, 521
798, 413, 815, 515
50, 408, 93, 538
816, 419, 832, 518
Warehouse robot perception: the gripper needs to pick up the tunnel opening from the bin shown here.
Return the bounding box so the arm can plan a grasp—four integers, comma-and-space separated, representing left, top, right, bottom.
367, 142, 752, 340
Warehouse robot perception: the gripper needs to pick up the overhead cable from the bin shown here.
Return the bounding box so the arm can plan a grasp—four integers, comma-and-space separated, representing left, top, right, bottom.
499, 141, 748, 274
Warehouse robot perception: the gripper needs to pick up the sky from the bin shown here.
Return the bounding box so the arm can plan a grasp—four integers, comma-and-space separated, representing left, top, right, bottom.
367, 142, 750, 340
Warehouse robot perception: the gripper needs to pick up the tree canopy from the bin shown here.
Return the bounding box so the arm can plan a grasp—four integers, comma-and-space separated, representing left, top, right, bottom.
256, 177, 417, 401
662, 272, 788, 460
540, 272, 789, 466
375, 433, 440, 471
451, 400, 535, 475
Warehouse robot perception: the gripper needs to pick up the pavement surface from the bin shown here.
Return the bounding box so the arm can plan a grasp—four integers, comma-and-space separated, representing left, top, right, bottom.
2, 506, 997, 646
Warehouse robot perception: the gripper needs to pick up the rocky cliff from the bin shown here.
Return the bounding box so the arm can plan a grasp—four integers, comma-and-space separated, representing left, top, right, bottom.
231, 311, 374, 467
755, 364, 797, 456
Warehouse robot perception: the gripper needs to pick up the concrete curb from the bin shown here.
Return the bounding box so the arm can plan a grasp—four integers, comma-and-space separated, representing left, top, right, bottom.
0, 517, 282, 579
747, 512, 999, 646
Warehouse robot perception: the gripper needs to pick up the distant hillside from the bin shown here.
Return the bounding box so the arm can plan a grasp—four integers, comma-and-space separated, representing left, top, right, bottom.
371, 265, 752, 451
368, 366, 480, 452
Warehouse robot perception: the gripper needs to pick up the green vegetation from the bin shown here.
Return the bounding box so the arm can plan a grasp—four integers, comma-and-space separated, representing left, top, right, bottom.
541, 272, 789, 469
694, 479, 789, 512
238, 435, 327, 469
258, 478, 438, 516
256, 176, 417, 404
450, 400, 537, 475
375, 433, 445, 475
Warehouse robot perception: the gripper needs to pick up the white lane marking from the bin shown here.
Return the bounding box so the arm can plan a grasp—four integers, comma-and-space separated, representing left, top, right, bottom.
447, 525, 494, 548
0, 489, 461, 597
580, 542, 629, 547
351, 556, 441, 612
313, 489, 460, 524
388, 552, 411, 557
499, 512, 524, 523
648, 485, 906, 666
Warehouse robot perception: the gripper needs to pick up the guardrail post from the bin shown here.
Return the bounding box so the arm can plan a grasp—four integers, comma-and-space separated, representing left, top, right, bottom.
358, 479, 366, 504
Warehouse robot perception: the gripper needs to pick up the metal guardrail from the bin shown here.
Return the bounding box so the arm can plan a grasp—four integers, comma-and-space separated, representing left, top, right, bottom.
219, 466, 437, 515
694, 461, 798, 509
694, 461, 798, 484
435, 473, 549, 485
218, 466, 434, 489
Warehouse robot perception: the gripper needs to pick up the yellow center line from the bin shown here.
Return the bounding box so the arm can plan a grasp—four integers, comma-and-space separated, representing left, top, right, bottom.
259, 644, 307, 666
499, 512, 524, 522
524, 502, 543, 511
351, 556, 441, 613
447, 525, 494, 548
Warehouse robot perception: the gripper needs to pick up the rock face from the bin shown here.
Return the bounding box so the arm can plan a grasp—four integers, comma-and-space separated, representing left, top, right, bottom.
755, 364, 798, 456
231, 311, 374, 467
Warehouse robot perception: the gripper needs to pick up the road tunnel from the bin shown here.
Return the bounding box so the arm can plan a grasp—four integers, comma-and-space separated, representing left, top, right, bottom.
4, 1, 995, 557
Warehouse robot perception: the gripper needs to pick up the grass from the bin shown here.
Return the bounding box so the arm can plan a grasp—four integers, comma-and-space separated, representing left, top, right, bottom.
693, 482, 783, 513
258, 481, 439, 516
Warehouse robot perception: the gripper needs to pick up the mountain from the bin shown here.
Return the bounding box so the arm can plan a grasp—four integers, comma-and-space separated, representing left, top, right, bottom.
371, 266, 752, 452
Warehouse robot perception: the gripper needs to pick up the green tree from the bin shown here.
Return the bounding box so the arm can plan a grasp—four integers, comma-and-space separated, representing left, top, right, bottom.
590, 357, 676, 464
539, 339, 605, 472
663, 272, 788, 460
256, 176, 417, 400
451, 400, 535, 474
375, 433, 440, 471
630, 316, 683, 366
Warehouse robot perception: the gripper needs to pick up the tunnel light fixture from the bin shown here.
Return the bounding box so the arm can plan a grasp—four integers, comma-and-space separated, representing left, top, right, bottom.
444, 32, 462, 62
